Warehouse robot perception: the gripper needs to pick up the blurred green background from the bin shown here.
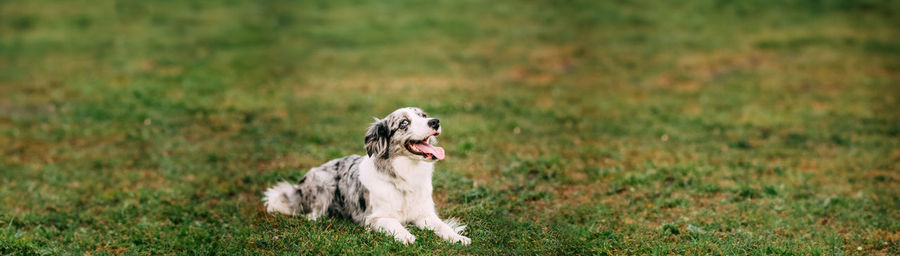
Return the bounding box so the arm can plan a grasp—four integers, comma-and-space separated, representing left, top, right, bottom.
1, 0, 898, 254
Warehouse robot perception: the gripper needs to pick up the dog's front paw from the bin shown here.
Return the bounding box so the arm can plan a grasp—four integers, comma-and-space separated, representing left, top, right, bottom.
394, 233, 416, 245
446, 233, 471, 246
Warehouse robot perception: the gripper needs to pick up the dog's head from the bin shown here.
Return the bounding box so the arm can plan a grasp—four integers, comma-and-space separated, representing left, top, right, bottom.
365, 107, 444, 161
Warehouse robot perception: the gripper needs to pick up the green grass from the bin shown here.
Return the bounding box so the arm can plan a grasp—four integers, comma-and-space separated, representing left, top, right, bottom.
2, 0, 899, 255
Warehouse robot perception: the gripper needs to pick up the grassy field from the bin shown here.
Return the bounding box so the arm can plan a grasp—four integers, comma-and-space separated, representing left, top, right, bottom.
1, 0, 899, 255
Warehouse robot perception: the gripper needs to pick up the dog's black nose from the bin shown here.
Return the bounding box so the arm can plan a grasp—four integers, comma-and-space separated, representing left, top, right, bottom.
428, 118, 440, 130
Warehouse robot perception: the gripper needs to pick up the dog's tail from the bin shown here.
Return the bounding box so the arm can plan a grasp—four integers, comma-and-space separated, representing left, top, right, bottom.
263, 181, 301, 216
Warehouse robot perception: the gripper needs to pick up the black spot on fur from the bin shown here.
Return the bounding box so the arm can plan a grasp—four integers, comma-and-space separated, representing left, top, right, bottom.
299, 177, 306, 184
334, 186, 344, 207
358, 197, 367, 212
296, 188, 303, 196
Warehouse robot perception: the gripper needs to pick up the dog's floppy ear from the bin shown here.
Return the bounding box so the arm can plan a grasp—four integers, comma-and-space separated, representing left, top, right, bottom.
365, 119, 390, 159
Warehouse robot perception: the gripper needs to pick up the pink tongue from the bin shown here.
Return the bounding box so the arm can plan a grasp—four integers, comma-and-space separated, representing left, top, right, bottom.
413, 143, 445, 160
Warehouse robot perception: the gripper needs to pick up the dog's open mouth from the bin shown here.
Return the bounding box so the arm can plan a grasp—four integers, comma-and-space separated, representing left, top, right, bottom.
405, 136, 445, 161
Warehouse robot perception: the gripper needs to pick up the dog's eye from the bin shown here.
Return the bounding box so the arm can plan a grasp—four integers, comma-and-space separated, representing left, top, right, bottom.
420, 113, 426, 118
400, 119, 409, 128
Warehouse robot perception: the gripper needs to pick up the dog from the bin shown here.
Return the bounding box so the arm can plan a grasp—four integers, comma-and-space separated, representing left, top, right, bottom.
263, 107, 470, 245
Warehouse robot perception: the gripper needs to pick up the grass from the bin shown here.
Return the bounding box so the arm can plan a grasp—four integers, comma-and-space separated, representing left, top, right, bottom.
1, 0, 899, 255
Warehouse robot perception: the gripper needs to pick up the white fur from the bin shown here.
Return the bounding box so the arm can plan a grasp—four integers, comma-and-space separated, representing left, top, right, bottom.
359, 155, 470, 245
402, 108, 441, 140
263, 182, 300, 216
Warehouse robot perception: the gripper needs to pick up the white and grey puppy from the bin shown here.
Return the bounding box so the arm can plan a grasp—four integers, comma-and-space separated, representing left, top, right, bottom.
263, 107, 470, 245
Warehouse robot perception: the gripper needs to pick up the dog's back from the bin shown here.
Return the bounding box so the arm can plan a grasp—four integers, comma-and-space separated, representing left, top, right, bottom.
263, 155, 369, 223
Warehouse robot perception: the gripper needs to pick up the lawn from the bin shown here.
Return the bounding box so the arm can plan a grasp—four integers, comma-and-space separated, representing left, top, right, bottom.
1, 0, 898, 255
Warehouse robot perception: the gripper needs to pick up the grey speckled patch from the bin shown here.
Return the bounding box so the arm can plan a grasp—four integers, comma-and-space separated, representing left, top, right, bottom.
294, 155, 370, 223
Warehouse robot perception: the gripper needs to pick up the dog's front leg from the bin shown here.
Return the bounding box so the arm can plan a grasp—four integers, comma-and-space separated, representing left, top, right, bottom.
369, 217, 416, 245
414, 214, 471, 245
